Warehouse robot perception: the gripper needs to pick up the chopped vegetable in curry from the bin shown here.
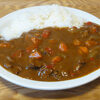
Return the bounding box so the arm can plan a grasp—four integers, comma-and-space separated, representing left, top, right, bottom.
0, 22, 100, 81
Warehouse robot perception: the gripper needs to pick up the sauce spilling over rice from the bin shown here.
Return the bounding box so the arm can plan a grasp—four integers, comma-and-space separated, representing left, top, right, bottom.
0, 22, 100, 81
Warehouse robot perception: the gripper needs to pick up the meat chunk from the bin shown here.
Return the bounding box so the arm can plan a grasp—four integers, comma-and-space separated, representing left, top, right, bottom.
59, 42, 68, 52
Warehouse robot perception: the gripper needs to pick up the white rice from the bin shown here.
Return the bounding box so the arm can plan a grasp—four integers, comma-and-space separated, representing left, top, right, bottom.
0, 4, 98, 41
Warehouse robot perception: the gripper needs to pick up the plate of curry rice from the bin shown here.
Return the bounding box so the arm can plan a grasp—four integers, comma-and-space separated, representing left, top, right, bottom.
0, 5, 100, 90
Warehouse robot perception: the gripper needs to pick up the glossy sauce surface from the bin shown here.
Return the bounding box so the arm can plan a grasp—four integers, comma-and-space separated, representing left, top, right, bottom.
0, 22, 100, 81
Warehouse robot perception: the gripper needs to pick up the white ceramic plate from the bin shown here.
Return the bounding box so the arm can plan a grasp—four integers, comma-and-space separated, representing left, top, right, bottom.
0, 6, 100, 90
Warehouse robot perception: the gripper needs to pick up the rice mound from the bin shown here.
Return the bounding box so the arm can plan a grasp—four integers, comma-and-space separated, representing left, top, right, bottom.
0, 5, 89, 41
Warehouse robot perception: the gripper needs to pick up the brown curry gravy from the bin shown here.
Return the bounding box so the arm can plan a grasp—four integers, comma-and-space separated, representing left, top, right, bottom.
0, 22, 100, 81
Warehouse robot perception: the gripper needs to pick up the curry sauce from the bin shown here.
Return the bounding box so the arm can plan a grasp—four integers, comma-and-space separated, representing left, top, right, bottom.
0, 22, 100, 81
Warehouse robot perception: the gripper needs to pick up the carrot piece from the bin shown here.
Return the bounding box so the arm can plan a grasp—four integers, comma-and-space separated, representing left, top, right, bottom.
45, 47, 53, 55
73, 39, 81, 46
90, 26, 97, 33
31, 37, 40, 45
85, 40, 97, 46
70, 72, 75, 77
29, 51, 42, 59
86, 22, 93, 25
0, 43, 10, 48
90, 57, 94, 61
45, 65, 53, 69
79, 46, 88, 54
52, 56, 62, 63
59, 42, 68, 52
42, 30, 50, 38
